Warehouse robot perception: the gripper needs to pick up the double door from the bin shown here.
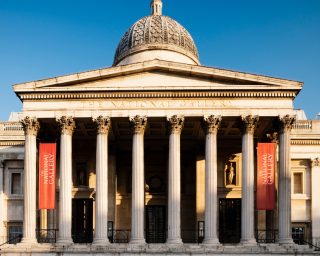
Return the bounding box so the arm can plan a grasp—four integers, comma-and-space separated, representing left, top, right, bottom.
145, 205, 166, 243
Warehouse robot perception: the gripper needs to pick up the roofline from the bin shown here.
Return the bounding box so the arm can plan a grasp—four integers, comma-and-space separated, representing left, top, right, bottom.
13, 59, 303, 92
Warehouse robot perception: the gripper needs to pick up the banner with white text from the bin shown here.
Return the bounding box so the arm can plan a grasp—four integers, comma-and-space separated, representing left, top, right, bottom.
257, 143, 276, 210
39, 143, 56, 209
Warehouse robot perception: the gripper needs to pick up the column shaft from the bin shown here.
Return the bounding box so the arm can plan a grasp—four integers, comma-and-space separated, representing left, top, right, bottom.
20, 117, 39, 244
57, 116, 75, 245
203, 116, 221, 245
130, 116, 147, 244
278, 115, 295, 245
167, 115, 184, 244
93, 116, 111, 245
241, 115, 258, 245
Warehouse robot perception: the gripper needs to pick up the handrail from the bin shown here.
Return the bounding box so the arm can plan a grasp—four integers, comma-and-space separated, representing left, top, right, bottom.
0, 234, 22, 247
301, 240, 320, 251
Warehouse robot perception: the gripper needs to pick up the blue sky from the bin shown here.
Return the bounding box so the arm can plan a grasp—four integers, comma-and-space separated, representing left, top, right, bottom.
0, 0, 319, 121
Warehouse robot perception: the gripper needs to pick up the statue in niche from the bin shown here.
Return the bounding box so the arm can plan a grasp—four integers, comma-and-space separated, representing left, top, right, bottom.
224, 162, 236, 186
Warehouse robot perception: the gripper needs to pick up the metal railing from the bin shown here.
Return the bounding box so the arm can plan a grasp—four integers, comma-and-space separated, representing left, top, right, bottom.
255, 229, 278, 243
0, 235, 22, 247
36, 229, 58, 243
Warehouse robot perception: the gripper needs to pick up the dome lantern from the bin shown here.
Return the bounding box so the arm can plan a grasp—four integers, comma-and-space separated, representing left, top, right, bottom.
151, 0, 162, 16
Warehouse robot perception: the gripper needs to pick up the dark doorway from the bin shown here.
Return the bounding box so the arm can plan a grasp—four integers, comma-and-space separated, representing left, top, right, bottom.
72, 199, 93, 243
145, 205, 166, 243
219, 198, 241, 243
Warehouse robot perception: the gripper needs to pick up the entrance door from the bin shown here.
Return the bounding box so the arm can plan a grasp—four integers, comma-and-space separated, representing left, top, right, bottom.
145, 205, 166, 243
219, 199, 241, 243
72, 199, 93, 243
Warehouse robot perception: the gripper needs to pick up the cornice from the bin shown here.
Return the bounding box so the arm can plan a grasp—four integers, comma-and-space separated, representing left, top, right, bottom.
0, 141, 25, 146
13, 60, 303, 91
291, 140, 320, 145
18, 90, 298, 101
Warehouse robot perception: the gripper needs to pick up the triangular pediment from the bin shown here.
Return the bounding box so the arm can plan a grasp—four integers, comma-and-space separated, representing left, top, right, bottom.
13, 59, 303, 98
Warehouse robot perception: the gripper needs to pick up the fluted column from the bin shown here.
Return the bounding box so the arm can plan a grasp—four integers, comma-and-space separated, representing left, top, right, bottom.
241, 115, 259, 245
93, 116, 111, 245
278, 115, 295, 245
130, 115, 147, 244
20, 117, 40, 244
311, 158, 320, 247
167, 115, 184, 244
203, 116, 221, 245
56, 116, 75, 245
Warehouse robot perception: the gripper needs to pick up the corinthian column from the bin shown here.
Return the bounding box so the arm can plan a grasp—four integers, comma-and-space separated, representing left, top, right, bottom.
20, 117, 40, 244
203, 115, 221, 245
278, 115, 295, 245
130, 115, 147, 244
93, 116, 111, 245
241, 115, 259, 245
311, 158, 320, 247
167, 115, 184, 244
56, 116, 75, 245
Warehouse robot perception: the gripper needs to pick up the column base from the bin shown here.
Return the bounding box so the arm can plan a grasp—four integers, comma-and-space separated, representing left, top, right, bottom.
56, 237, 73, 246
129, 238, 146, 245
240, 238, 257, 246
166, 238, 183, 245
279, 238, 295, 246
19, 237, 38, 246
92, 238, 110, 246
202, 237, 220, 245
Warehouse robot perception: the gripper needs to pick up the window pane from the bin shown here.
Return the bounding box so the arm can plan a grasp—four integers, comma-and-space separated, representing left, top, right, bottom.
294, 173, 303, 194
11, 173, 21, 194
8, 225, 22, 244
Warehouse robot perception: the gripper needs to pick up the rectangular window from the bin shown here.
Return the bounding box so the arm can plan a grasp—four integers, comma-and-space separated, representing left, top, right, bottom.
11, 173, 22, 195
76, 162, 87, 186
8, 224, 23, 244
293, 173, 303, 194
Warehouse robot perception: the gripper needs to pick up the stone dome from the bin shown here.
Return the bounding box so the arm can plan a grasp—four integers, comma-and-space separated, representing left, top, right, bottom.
113, 1, 199, 66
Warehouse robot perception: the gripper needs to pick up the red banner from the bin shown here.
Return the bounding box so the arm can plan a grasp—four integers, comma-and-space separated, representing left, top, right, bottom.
257, 143, 276, 210
39, 143, 56, 209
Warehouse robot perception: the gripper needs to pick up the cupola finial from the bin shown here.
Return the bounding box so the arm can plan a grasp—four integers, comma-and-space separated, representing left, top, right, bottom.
151, 0, 162, 16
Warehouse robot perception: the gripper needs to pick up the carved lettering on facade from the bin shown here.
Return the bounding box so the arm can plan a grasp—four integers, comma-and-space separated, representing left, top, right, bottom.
56, 116, 76, 135
20, 116, 40, 136
93, 116, 111, 135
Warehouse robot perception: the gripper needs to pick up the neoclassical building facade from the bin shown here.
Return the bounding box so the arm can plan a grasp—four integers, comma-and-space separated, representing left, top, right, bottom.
0, 1, 320, 255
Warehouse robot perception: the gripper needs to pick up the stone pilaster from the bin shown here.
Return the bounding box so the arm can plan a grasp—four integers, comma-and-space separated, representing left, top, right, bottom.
202, 116, 221, 245
20, 117, 40, 244
0, 160, 4, 244
278, 115, 295, 245
311, 158, 320, 247
167, 115, 184, 244
56, 116, 75, 245
93, 116, 111, 245
130, 115, 147, 244
241, 115, 259, 245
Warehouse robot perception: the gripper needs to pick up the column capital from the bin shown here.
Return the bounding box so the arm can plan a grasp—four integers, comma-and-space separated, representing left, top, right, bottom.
203, 115, 222, 134
56, 116, 76, 135
130, 115, 147, 134
167, 115, 184, 134
241, 115, 259, 134
20, 116, 40, 136
93, 116, 111, 135
279, 115, 295, 133
311, 158, 320, 168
